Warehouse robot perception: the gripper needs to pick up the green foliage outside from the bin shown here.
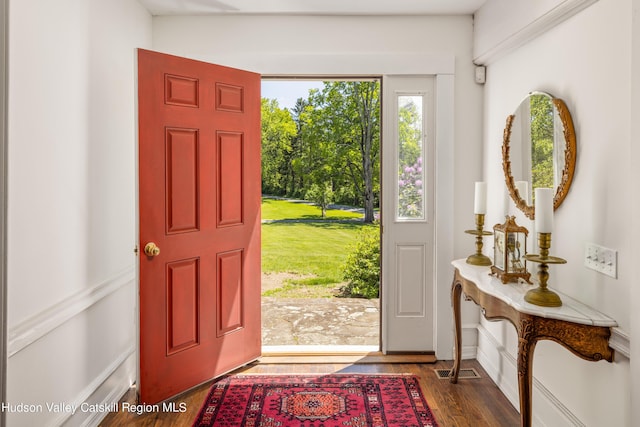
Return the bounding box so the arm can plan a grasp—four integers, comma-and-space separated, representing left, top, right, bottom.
530, 94, 554, 190
397, 97, 424, 218
261, 198, 378, 299
261, 81, 380, 223
340, 224, 380, 299
261, 98, 297, 195
305, 183, 334, 218
261, 81, 382, 298
398, 97, 422, 168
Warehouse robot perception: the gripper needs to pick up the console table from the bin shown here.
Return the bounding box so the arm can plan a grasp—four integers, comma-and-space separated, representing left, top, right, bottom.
449, 259, 616, 427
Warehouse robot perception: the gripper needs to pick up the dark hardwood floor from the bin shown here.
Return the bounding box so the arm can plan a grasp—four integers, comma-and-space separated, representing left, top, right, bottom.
99, 358, 519, 426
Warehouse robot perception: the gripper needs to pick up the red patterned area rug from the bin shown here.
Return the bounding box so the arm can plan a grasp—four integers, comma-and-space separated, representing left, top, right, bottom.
193, 374, 439, 427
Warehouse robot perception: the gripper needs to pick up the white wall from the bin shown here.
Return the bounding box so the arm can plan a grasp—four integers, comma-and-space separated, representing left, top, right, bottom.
476, 0, 634, 425
152, 14, 486, 359
7, 0, 151, 425
630, 0, 640, 423
0, 0, 7, 421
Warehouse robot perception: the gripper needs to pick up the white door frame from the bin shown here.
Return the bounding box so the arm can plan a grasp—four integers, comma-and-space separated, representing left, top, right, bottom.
258, 53, 455, 359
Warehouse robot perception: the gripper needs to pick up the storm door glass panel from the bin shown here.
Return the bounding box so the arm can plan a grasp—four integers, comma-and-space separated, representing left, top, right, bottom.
397, 95, 425, 220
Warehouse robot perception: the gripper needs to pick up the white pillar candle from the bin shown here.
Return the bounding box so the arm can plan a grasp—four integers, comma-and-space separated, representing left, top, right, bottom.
474, 182, 487, 214
503, 186, 510, 217
535, 188, 554, 233
515, 181, 529, 204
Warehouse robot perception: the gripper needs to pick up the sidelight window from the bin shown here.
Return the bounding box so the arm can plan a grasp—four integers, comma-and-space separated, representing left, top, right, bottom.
396, 95, 426, 221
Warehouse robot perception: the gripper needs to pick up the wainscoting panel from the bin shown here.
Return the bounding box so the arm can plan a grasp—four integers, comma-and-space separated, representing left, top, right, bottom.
476, 323, 586, 427
8, 266, 135, 357
6, 270, 136, 426
54, 347, 135, 427
461, 323, 479, 360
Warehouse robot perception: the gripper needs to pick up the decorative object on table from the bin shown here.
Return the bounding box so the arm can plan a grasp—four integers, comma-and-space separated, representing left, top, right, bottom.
523, 188, 565, 307
491, 215, 531, 284
192, 374, 440, 427
466, 182, 493, 266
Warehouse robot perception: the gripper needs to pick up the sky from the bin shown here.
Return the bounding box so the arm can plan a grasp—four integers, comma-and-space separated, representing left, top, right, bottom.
261, 80, 325, 111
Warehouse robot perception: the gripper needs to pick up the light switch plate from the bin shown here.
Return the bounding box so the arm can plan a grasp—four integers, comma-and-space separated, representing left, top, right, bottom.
584, 242, 617, 278
474, 66, 486, 84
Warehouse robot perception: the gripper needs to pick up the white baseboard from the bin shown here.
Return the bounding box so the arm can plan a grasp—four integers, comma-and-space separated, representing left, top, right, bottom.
56, 347, 135, 427
476, 323, 586, 427
475, 325, 519, 408
461, 323, 478, 359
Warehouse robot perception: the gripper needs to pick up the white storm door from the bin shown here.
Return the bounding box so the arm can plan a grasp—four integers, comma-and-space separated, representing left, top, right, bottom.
381, 76, 435, 352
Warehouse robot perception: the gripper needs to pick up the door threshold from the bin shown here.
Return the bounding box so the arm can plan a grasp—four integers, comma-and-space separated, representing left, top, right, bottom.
262, 345, 379, 355
259, 345, 436, 364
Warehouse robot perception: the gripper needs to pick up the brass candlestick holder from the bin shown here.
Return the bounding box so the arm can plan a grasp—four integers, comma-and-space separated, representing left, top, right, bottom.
465, 214, 493, 266
523, 233, 566, 307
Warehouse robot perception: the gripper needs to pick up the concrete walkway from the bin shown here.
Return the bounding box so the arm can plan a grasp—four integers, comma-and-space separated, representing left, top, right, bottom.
261, 297, 380, 347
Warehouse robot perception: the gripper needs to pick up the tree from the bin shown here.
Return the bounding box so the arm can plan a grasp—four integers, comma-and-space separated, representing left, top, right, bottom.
261, 98, 297, 195
302, 81, 380, 223
398, 98, 422, 168
288, 97, 320, 198
305, 182, 334, 218
529, 94, 554, 189
261, 81, 381, 222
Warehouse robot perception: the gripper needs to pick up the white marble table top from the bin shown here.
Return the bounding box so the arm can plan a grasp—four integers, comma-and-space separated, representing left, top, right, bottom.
452, 259, 617, 327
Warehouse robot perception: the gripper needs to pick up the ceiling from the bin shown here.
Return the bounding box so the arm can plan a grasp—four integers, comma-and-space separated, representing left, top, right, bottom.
137, 0, 487, 16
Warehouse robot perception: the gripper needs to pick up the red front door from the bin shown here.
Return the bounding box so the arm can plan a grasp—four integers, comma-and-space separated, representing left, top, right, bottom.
137, 49, 261, 404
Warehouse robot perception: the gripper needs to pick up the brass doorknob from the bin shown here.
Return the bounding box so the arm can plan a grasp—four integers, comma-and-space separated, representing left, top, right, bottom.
144, 242, 160, 257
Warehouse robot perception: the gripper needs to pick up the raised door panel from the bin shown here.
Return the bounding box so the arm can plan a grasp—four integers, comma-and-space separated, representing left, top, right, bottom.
217, 250, 244, 336
166, 128, 200, 234
165, 74, 199, 107
166, 258, 200, 355
217, 132, 243, 227
216, 83, 244, 112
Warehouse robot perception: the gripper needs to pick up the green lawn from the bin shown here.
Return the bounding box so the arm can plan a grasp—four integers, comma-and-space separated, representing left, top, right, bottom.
261, 197, 363, 221
261, 198, 373, 297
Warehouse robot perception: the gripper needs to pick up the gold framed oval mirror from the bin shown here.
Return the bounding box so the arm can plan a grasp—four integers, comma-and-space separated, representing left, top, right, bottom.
502, 92, 577, 219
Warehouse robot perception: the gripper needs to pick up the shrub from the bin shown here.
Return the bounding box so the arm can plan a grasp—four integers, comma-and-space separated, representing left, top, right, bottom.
340, 225, 380, 298
398, 157, 423, 218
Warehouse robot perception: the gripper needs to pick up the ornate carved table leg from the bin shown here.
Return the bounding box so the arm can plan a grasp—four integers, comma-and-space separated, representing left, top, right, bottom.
449, 273, 462, 383
517, 317, 537, 427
